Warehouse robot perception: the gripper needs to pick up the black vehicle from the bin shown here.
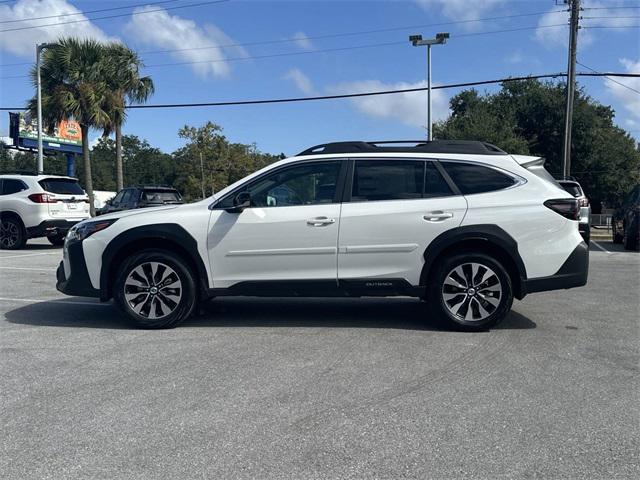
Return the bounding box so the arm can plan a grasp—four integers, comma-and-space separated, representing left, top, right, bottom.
613, 184, 640, 250
97, 186, 183, 216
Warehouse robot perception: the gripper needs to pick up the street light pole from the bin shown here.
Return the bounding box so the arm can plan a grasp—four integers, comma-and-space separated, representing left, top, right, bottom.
410, 33, 449, 141
36, 42, 54, 175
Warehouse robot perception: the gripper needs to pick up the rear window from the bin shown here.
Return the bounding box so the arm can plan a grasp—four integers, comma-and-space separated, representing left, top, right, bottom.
142, 190, 182, 203
442, 162, 516, 195
39, 178, 84, 195
559, 183, 583, 198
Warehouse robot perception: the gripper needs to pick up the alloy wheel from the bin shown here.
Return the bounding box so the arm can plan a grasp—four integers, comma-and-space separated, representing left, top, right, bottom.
0, 220, 19, 249
124, 261, 183, 319
442, 262, 502, 322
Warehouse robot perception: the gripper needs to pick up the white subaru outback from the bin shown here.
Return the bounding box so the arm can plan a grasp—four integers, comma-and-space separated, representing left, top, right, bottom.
56, 141, 588, 331
0, 173, 90, 249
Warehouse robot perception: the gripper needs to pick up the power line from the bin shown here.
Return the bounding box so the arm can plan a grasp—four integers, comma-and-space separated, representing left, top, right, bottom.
581, 24, 640, 29
0, 9, 567, 67
577, 61, 640, 95
0, 24, 570, 76
582, 15, 640, 20
0, 0, 180, 24
582, 5, 640, 10
0, 0, 230, 33
2, 72, 636, 112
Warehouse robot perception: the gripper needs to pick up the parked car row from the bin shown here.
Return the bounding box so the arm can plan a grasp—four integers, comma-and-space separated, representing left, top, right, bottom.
0, 172, 183, 249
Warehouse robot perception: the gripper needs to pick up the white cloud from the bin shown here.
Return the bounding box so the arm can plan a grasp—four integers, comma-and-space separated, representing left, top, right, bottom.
0, 0, 114, 57
605, 58, 640, 123
414, 0, 505, 28
328, 79, 450, 128
291, 31, 314, 50
535, 0, 638, 48
124, 6, 247, 79
283, 68, 315, 95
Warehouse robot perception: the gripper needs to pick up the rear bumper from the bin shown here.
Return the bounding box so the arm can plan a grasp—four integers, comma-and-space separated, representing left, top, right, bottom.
522, 241, 589, 295
56, 241, 100, 298
27, 219, 83, 238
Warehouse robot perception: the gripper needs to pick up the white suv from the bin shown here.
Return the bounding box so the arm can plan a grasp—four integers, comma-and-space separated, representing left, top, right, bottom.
56, 141, 588, 331
0, 173, 90, 249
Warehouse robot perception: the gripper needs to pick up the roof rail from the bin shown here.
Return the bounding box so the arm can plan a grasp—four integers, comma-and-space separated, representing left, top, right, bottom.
296, 140, 507, 156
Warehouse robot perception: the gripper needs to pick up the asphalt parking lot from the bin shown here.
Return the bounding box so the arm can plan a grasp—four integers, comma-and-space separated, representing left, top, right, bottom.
1, 239, 638, 480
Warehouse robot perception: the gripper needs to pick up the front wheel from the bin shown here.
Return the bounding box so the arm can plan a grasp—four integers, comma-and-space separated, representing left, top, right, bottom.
114, 250, 197, 329
427, 253, 514, 331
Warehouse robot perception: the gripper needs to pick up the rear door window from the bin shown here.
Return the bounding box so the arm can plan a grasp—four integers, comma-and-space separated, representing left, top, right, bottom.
425, 162, 453, 198
441, 162, 516, 195
39, 178, 84, 195
352, 160, 424, 202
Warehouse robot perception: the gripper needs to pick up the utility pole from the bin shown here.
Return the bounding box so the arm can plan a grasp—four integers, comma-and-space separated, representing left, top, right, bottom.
199, 151, 206, 199
410, 33, 449, 141
561, 0, 581, 180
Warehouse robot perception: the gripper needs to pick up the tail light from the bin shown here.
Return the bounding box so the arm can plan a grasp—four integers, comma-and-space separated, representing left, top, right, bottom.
578, 198, 589, 207
28, 193, 57, 203
544, 199, 580, 220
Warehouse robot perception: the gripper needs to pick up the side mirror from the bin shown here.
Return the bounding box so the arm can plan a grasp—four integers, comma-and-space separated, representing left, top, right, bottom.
226, 191, 251, 213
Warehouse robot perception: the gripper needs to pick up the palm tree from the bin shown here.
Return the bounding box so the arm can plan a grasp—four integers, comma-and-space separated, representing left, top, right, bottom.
101, 44, 154, 191
28, 38, 110, 216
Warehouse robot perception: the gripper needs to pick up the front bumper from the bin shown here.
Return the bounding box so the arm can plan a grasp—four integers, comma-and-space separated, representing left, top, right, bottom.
27, 219, 84, 239
523, 241, 589, 295
56, 241, 100, 298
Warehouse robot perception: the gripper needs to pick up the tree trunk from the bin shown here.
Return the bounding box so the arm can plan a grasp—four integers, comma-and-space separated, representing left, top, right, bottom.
81, 125, 95, 217
115, 124, 123, 191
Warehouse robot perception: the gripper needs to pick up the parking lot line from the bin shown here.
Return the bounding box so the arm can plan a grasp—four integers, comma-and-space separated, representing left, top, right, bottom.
590, 241, 611, 254
0, 252, 60, 259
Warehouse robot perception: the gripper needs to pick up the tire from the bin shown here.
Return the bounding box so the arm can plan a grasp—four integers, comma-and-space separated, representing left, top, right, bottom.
113, 250, 197, 329
0, 217, 27, 250
613, 223, 623, 244
47, 234, 66, 246
427, 252, 514, 331
623, 226, 638, 251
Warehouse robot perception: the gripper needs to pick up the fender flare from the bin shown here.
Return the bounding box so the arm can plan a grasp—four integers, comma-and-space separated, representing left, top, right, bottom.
419, 224, 528, 298
100, 223, 209, 300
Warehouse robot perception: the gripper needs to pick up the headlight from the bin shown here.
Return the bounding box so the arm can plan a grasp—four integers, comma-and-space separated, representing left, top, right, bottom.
66, 219, 118, 244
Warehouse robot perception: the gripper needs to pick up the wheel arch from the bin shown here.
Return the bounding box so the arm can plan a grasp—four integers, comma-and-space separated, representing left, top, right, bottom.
420, 225, 528, 300
100, 224, 209, 301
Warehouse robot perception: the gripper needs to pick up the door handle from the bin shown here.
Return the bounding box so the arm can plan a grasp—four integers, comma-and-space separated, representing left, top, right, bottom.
307, 216, 336, 227
423, 211, 454, 222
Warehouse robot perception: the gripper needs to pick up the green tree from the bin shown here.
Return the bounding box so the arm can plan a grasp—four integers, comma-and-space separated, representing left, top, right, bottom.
435, 79, 640, 207
28, 38, 111, 215
101, 43, 154, 191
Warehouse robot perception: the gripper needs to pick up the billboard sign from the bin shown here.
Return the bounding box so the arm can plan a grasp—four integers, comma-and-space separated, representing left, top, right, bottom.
9, 112, 83, 154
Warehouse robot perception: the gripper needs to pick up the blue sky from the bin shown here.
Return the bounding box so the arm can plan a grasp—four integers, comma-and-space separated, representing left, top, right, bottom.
1, 0, 639, 157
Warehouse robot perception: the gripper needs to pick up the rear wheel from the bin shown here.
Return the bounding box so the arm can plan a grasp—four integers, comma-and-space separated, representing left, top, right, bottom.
114, 250, 197, 329
0, 217, 26, 250
47, 234, 66, 246
427, 253, 513, 331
